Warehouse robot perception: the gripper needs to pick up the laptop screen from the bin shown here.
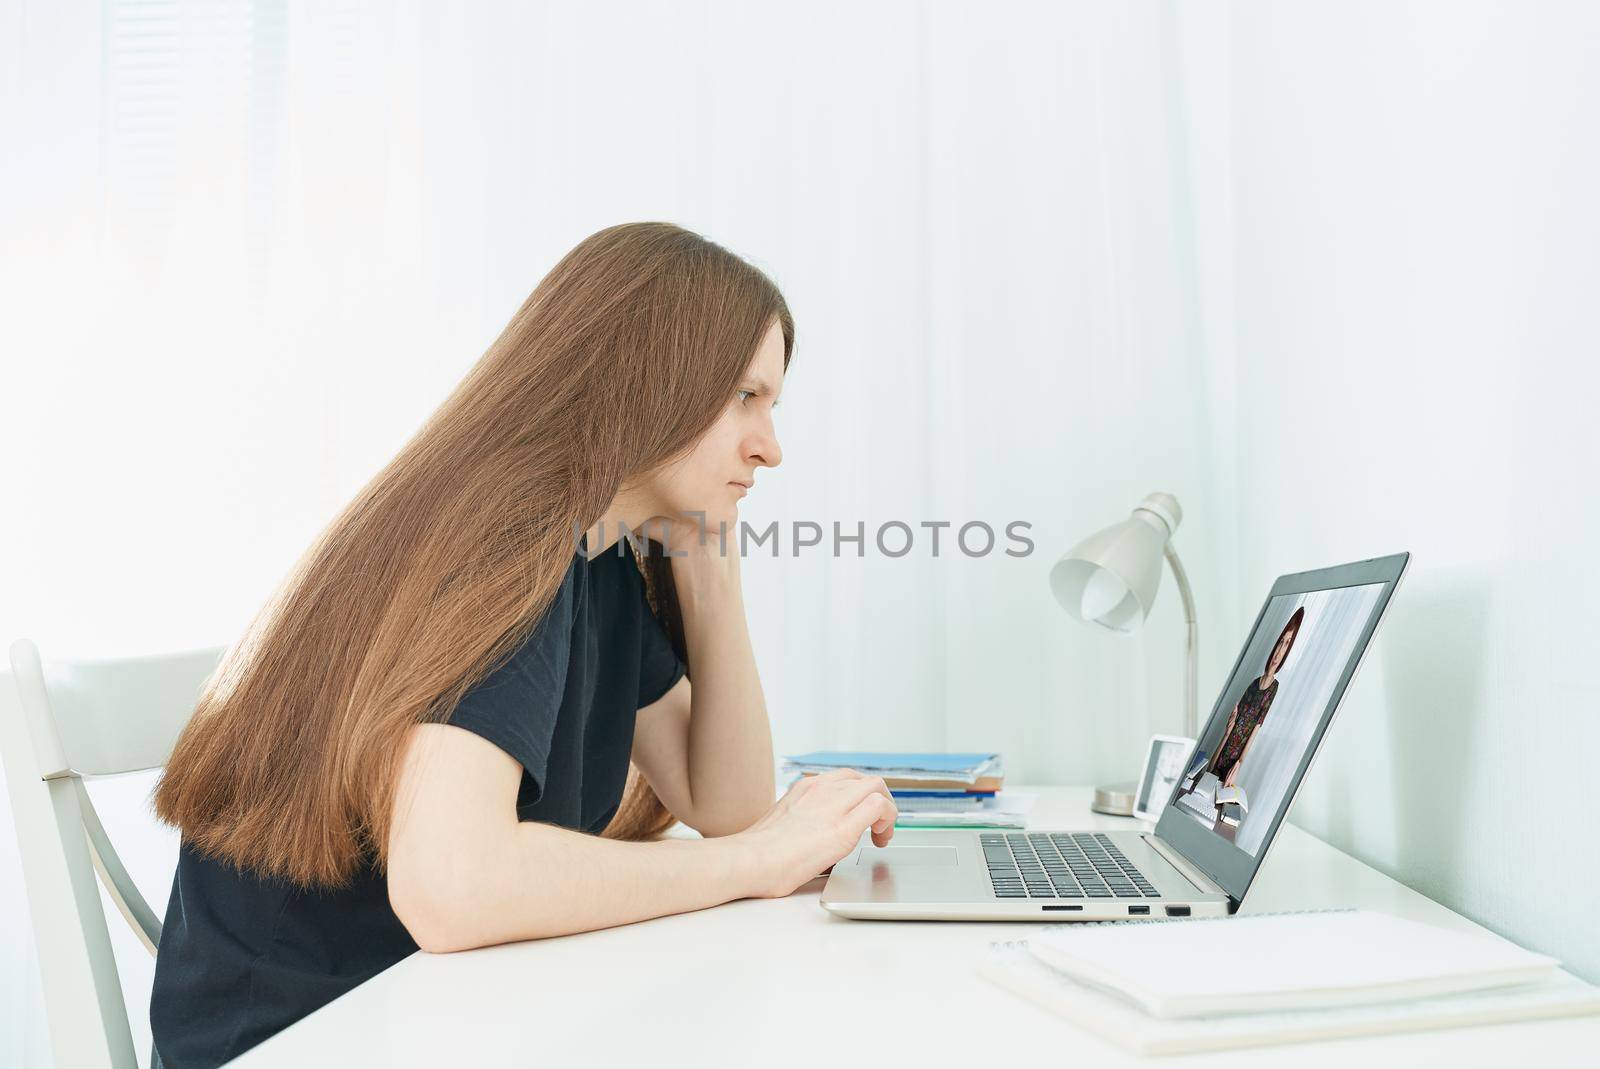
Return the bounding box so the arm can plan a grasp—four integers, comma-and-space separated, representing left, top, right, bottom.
1166, 580, 1390, 856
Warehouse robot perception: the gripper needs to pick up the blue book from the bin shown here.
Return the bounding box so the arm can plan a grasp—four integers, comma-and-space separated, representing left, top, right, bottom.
891, 788, 997, 798
782, 751, 998, 774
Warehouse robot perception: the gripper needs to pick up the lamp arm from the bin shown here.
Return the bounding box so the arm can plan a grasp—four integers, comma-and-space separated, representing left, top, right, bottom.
1162, 543, 1199, 739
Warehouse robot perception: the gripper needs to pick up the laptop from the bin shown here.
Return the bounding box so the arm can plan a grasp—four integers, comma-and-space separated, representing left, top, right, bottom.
820, 551, 1410, 921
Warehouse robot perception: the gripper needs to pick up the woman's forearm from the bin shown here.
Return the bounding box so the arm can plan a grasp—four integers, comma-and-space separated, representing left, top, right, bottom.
1212, 706, 1240, 766
1233, 735, 1257, 778
670, 542, 776, 834
408, 821, 760, 953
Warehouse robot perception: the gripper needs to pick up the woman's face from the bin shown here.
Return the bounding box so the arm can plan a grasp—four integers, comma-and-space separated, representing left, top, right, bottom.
643, 319, 785, 535
1266, 625, 1295, 676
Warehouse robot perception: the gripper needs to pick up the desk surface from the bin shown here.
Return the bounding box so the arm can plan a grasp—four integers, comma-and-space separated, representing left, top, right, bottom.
230, 787, 1597, 1067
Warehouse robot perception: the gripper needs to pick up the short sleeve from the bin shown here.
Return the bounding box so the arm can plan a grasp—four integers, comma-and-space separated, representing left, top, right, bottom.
637, 597, 687, 708
446, 560, 578, 799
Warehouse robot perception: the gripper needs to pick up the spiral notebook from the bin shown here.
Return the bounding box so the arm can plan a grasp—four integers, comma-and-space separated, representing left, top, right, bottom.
977, 909, 1600, 1055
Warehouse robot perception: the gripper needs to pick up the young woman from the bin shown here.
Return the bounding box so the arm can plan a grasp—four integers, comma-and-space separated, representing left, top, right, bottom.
1207, 607, 1306, 788
148, 223, 898, 1068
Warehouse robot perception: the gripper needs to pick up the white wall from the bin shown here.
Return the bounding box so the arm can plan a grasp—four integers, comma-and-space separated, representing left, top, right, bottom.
1182, 0, 1600, 981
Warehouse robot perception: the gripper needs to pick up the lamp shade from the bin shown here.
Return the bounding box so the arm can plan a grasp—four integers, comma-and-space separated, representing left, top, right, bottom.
1050, 492, 1183, 633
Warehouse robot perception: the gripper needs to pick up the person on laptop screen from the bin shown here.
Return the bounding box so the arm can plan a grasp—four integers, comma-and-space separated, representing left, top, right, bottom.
1210, 607, 1303, 789
1174, 582, 1387, 852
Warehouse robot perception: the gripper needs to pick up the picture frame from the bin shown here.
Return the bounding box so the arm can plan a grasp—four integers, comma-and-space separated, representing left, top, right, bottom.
1133, 733, 1197, 822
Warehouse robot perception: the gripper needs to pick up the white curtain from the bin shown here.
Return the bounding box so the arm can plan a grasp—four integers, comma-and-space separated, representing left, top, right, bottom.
1, 2, 1218, 1063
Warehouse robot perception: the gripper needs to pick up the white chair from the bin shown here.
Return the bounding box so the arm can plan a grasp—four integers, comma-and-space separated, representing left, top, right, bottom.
1, 638, 224, 1069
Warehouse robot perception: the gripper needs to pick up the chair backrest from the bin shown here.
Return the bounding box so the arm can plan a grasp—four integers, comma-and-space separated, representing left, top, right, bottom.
1, 638, 224, 1069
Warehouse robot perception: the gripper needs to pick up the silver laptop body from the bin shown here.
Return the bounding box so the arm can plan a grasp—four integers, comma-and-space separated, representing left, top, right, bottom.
820, 552, 1410, 922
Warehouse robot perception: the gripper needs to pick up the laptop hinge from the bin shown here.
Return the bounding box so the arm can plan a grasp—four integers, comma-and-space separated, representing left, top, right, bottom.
1144, 834, 1227, 898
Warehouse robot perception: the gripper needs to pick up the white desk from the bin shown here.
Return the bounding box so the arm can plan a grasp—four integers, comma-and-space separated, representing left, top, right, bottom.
230, 787, 1598, 1067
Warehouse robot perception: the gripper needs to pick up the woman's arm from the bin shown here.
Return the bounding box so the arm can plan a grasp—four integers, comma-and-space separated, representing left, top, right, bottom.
1225, 726, 1260, 787
1224, 744, 1247, 787
1210, 702, 1240, 771
1226, 699, 1273, 786
387, 724, 750, 952
633, 536, 775, 837
387, 724, 895, 953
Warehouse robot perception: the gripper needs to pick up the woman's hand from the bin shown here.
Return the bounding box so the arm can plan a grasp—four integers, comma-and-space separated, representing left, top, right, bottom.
641, 511, 737, 562
734, 768, 899, 899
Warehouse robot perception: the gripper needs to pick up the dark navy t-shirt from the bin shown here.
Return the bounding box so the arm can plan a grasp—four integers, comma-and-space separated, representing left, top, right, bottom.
149, 537, 685, 1068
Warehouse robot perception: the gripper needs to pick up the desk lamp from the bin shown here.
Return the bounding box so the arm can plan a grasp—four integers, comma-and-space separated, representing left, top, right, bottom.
1049, 492, 1197, 816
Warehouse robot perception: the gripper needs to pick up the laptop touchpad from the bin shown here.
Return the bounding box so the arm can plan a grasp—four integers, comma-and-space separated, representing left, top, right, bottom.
875, 846, 959, 867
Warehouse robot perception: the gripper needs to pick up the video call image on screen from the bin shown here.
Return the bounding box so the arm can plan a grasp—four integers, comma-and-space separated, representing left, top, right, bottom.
1169, 582, 1387, 856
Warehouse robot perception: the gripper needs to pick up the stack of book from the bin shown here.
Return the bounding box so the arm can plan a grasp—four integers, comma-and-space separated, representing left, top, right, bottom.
779, 752, 1035, 829
1175, 768, 1249, 829
977, 909, 1600, 1054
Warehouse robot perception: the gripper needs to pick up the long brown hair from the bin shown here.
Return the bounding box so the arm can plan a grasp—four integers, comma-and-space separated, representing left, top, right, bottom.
154, 222, 794, 888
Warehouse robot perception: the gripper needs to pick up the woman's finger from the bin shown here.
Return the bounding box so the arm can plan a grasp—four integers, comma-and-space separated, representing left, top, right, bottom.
846, 793, 897, 840
828, 774, 894, 812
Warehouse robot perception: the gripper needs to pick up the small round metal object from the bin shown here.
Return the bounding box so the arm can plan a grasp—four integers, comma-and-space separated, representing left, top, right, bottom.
1090, 781, 1138, 817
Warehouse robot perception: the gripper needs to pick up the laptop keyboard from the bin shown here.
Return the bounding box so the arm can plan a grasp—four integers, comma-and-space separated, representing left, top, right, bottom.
982, 832, 1160, 899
